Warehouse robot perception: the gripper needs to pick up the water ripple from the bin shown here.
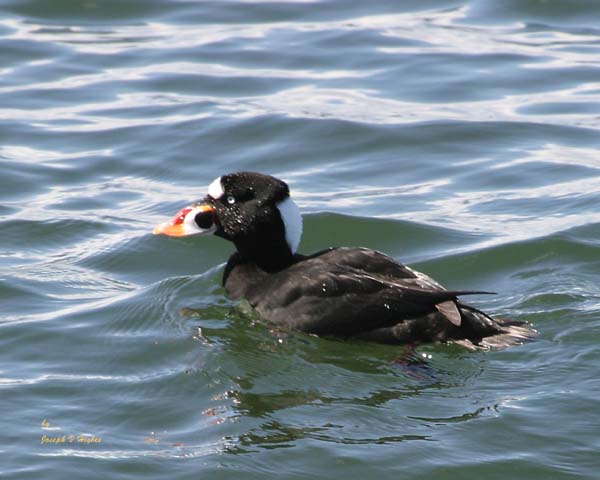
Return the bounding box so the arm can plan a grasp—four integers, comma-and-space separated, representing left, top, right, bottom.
2, 1, 600, 477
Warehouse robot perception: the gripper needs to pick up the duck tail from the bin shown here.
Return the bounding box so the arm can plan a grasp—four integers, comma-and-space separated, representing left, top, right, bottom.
450, 304, 538, 351
474, 320, 538, 351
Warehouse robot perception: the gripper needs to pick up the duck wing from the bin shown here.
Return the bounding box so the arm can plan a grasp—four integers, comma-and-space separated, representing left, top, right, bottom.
249, 248, 492, 335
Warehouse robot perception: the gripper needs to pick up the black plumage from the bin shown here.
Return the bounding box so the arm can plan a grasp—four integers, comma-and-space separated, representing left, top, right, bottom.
154, 172, 536, 350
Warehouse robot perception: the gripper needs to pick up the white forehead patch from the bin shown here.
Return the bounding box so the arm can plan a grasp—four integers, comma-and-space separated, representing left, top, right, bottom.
276, 196, 303, 254
207, 176, 224, 199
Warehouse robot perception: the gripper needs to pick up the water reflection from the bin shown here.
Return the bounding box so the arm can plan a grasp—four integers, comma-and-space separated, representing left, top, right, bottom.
183, 305, 489, 450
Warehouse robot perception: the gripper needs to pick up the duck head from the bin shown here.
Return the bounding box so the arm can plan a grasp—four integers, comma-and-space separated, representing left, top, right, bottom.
153, 172, 303, 271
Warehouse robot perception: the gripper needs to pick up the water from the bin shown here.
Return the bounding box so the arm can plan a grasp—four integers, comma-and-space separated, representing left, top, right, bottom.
1, 0, 599, 478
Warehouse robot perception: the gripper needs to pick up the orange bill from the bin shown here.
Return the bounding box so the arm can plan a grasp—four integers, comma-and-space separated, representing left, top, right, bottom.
153, 205, 214, 236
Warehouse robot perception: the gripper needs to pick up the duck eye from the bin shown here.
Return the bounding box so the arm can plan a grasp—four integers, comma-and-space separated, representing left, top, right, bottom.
226, 195, 236, 205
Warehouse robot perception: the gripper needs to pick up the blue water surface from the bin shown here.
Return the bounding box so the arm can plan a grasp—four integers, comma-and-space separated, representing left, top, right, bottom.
1, 1, 599, 478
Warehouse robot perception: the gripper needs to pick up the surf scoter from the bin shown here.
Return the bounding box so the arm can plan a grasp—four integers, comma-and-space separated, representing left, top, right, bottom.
153, 172, 535, 350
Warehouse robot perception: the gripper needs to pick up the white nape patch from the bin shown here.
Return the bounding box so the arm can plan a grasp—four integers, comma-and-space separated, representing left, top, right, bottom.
276, 196, 303, 254
207, 176, 224, 199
